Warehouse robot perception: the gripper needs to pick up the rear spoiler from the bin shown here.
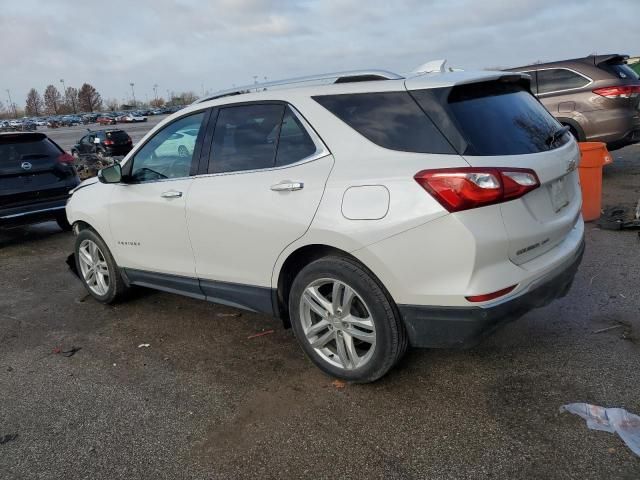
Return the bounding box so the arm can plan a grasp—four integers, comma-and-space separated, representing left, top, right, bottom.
588, 54, 629, 66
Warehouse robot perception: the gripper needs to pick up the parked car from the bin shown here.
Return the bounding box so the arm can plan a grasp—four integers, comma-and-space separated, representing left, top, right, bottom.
66, 68, 584, 382
97, 115, 117, 126
119, 113, 148, 123
60, 116, 82, 127
505, 54, 640, 150
1, 132, 79, 230
33, 118, 48, 127
71, 129, 133, 159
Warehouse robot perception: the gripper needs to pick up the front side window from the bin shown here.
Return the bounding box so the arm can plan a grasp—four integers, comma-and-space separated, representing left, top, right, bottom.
130, 111, 205, 182
537, 69, 590, 94
209, 104, 284, 174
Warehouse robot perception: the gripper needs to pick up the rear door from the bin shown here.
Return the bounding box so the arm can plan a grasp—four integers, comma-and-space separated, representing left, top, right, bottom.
410, 79, 581, 265
187, 102, 333, 291
0, 133, 76, 210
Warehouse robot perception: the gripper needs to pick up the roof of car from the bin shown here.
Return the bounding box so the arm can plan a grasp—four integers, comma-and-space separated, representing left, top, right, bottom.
506, 53, 628, 71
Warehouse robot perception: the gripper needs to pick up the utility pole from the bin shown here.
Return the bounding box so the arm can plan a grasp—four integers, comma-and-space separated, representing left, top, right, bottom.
130, 82, 136, 108
153, 84, 158, 103
166, 89, 171, 105
6, 89, 16, 118
253, 75, 258, 85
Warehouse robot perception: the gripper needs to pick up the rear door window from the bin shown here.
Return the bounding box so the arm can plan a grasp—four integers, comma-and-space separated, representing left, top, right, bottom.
209, 104, 285, 174
536, 68, 590, 94
275, 107, 317, 166
411, 81, 568, 156
313, 91, 454, 154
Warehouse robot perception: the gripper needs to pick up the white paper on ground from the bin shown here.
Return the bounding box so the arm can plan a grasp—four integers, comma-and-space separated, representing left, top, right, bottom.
561, 403, 640, 456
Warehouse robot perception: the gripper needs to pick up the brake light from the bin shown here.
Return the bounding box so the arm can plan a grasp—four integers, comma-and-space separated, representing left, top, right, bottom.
414, 168, 540, 212
593, 85, 640, 98
58, 152, 75, 164
466, 285, 517, 303
103, 139, 114, 145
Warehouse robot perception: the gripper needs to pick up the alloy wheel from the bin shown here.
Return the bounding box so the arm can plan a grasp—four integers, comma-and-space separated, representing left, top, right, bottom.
299, 278, 376, 370
78, 239, 110, 296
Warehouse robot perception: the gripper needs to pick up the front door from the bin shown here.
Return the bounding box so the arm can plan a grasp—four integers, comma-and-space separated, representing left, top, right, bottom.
187, 103, 333, 291
109, 110, 208, 277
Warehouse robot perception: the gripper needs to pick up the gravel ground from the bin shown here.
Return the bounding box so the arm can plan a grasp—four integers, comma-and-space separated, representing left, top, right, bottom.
0, 144, 639, 479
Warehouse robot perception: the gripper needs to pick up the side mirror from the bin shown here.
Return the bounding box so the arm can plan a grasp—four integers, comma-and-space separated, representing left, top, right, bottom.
98, 163, 122, 184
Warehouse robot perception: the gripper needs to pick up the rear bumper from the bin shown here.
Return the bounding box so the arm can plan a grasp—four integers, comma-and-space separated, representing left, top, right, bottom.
398, 237, 585, 348
0, 197, 69, 227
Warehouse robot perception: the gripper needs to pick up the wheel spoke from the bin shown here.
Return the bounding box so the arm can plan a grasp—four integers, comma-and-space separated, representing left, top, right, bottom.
343, 332, 360, 367
331, 281, 342, 312
303, 287, 333, 318
96, 262, 109, 275
96, 272, 108, 294
85, 269, 96, 285
79, 247, 92, 266
343, 325, 376, 344
306, 319, 330, 337
343, 315, 374, 331
340, 285, 356, 312
309, 329, 334, 349
335, 333, 350, 368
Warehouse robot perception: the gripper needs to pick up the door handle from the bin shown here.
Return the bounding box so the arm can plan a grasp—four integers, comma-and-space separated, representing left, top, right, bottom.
161, 190, 183, 198
270, 181, 304, 192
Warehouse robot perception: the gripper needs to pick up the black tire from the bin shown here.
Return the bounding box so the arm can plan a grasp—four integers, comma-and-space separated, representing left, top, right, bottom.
74, 228, 128, 304
288, 256, 408, 383
56, 214, 72, 231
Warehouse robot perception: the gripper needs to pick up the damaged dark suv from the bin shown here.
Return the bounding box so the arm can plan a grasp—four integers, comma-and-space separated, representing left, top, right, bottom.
0, 132, 79, 230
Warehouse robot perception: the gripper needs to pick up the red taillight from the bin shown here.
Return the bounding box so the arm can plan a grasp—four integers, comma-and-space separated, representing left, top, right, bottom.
103, 139, 114, 145
466, 285, 517, 303
593, 85, 640, 99
414, 168, 540, 212
58, 152, 75, 164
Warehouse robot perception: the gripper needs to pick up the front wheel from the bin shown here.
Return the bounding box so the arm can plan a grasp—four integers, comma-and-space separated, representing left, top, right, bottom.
288, 256, 408, 383
74, 229, 128, 303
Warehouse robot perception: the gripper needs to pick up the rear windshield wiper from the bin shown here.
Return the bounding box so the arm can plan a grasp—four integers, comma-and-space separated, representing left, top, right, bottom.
546, 125, 571, 147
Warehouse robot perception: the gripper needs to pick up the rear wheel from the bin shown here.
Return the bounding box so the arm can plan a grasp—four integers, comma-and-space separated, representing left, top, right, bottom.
75, 229, 128, 303
288, 256, 407, 383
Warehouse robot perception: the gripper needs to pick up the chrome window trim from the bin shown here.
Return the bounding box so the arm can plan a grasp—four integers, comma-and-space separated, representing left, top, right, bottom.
521, 67, 593, 96
196, 102, 331, 179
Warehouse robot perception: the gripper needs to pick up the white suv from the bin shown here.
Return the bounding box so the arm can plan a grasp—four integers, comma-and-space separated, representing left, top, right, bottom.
66, 69, 584, 382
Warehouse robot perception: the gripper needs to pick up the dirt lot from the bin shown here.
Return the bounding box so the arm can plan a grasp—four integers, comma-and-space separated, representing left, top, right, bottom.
1, 144, 639, 479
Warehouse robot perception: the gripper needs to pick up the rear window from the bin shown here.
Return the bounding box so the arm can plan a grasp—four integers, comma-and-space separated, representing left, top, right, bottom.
536, 68, 590, 94
106, 130, 129, 141
598, 62, 640, 81
411, 81, 568, 156
0, 136, 61, 165
313, 91, 455, 154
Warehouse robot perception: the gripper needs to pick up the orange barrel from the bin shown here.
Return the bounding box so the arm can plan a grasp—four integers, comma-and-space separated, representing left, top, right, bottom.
577, 142, 611, 221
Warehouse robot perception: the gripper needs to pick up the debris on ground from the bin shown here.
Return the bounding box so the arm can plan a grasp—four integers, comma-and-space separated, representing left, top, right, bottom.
74, 155, 116, 180
247, 329, 275, 339
597, 205, 640, 230
52, 346, 81, 357
137, 343, 151, 348
0, 433, 18, 445
331, 379, 347, 389
561, 403, 640, 457
592, 325, 624, 334
217, 312, 242, 318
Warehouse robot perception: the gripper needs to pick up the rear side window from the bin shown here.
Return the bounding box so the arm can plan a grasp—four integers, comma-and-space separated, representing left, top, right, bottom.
210, 104, 284, 174
411, 81, 567, 156
313, 91, 454, 154
0, 136, 61, 165
536, 69, 590, 94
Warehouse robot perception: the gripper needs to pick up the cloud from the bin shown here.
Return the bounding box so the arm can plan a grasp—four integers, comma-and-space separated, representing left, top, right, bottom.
1, 0, 638, 108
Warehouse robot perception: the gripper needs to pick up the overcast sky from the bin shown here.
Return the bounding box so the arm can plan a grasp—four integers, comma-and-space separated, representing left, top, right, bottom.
1, 0, 638, 107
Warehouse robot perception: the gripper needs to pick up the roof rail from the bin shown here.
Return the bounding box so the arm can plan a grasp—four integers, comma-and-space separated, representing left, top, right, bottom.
195, 69, 403, 103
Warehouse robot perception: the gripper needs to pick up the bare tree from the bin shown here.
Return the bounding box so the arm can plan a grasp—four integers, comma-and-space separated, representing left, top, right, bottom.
25, 88, 44, 116
44, 85, 62, 114
64, 87, 79, 114
149, 97, 165, 108
78, 83, 102, 112
105, 98, 119, 111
